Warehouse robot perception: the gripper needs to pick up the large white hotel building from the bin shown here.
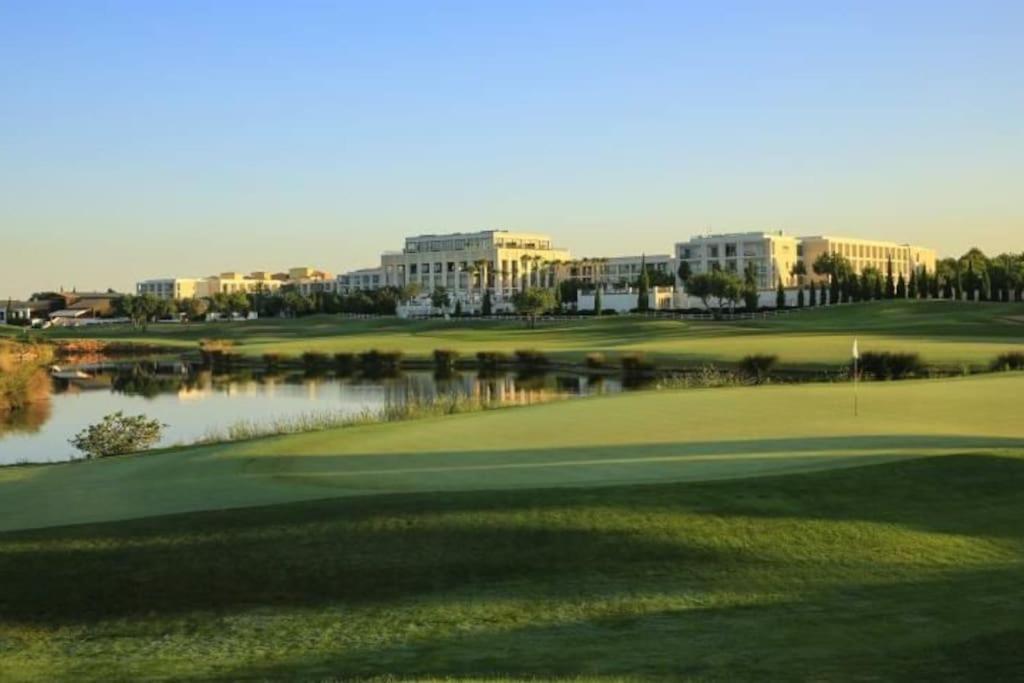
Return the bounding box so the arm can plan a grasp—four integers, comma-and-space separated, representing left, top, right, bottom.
136, 228, 937, 305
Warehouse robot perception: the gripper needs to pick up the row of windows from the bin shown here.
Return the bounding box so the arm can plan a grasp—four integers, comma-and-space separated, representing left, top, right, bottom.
404, 238, 553, 253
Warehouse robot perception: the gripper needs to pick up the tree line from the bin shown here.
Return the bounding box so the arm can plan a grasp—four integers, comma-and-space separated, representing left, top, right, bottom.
677, 247, 1024, 315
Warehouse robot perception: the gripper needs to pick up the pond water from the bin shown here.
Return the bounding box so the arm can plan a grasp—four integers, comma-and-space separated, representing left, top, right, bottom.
0, 362, 624, 465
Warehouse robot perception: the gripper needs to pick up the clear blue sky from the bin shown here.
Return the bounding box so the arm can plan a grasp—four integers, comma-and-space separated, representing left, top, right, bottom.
2, 0, 1021, 296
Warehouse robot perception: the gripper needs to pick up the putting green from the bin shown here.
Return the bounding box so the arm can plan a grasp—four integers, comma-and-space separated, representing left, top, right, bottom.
2, 372, 1021, 532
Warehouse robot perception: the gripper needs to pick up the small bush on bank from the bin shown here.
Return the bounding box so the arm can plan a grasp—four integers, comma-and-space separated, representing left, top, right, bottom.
433, 349, 459, 371
301, 352, 329, 369
992, 352, 1024, 372
514, 350, 548, 368
739, 354, 778, 383
476, 351, 509, 372
620, 353, 655, 377
359, 350, 403, 375
584, 352, 606, 369
69, 411, 164, 458
262, 353, 281, 369
858, 351, 924, 380
334, 353, 356, 374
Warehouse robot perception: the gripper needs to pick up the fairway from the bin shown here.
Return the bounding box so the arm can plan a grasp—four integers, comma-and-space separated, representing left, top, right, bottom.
9, 300, 1024, 368
2, 372, 1021, 532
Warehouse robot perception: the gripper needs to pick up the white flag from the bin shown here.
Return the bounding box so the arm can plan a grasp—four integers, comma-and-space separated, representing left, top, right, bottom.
852, 338, 859, 360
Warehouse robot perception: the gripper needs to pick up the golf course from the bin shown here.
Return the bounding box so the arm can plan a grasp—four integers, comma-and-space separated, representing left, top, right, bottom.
7, 300, 1024, 369
1, 364, 1023, 679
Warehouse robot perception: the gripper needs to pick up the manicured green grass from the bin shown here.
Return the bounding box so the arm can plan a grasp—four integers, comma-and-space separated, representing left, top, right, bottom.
2, 373, 1022, 532
11, 300, 1024, 369
1, 453, 1022, 681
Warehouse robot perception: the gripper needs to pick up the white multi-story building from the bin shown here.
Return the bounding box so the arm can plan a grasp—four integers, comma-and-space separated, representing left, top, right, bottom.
675, 232, 800, 289
336, 267, 385, 293
379, 229, 571, 302
555, 254, 675, 287
136, 267, 328, 299
798, 236, 936, 282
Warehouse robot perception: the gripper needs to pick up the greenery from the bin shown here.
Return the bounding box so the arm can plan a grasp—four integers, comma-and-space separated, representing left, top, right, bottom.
992, 351, 1024, 371
686, 269, 743, 316
512, 287, 556, 327
857, 351, 925, 381
636, 255, 650, 312
8, 300, 1022, 372
68, 411, 164, 458
738, 353, 778, 382
1, 374, 1023, 679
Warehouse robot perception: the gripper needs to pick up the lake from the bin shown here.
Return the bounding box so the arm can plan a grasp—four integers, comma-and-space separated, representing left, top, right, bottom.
0, 362, 624, 465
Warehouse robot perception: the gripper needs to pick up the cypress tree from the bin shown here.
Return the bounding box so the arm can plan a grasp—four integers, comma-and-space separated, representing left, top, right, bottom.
809, 282, 818, 307
776, 279, 786, 309
797, 286, 805, 308
594, 287, 603, 316
482, 290, 492, 316
885, 257, 896, 299
861, 271, 872, 301
908, 269, 918, 299
636, 255, 650, 312
896, 273, 907, 298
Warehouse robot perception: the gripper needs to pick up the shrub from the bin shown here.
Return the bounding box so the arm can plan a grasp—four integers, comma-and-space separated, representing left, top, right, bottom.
301, 351, 329, 368
739, 354, 778, 383
262, 353, 281, 369
858, 351, 924, 380
584, 352, 606, 369
620, 353, 655, 377
69, 411, 164, 458
433, 349, 460, 371
476, 351, 509, 372
992, 352, 1024, 372
334, 353, 356, 374
359, 350, 403, 375
514, 350, 548, 368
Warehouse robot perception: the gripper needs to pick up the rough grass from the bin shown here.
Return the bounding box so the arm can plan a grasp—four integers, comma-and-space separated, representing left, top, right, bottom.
0, 453, 1022, 681
10, 300, 1024, 369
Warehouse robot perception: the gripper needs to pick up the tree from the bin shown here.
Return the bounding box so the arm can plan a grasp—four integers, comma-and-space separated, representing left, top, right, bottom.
594, 287, 603, 316
512, 287, 555, 328
776, 279, 786, 309
687, 270, 744, 318
797, 286, 805, 308
453, 299, 463, 317
885, 257, 896, 299
399, 282, 423, 303
907, 268, 918, 299
676, 261, 692, 288
430, 286, 451, 313
481, 289, 493, 316
809, 281, 818, 307
896, 273, 907, 299
69, 412, 164, 459
742, 262, 759, 311
636, 256, 651, 312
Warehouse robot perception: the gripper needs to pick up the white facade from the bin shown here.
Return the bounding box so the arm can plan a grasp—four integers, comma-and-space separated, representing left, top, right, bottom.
675, 232, 800, 290
799, 235, 937, 282
556, 254, 674, 287
577, 287, 675, 313
379, 229, 571, 303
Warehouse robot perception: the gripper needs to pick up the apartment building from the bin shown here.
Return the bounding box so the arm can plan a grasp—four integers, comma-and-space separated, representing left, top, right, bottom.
554, 254, 674, 287
675, 232, 800, 289
799, 236, 936, 282
336, 267, 385, 293
378, 230, 571, 300
136, 278, 206, 299
136, 267, 327, 299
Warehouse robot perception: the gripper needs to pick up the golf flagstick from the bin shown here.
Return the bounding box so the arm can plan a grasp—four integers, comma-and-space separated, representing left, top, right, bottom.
852, 338, 859, 417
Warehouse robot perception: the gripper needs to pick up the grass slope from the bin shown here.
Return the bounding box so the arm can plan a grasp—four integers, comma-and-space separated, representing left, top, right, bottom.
0, 453, 1022, 681
8, 300, 1024, 368
2, 372, 1022, 532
